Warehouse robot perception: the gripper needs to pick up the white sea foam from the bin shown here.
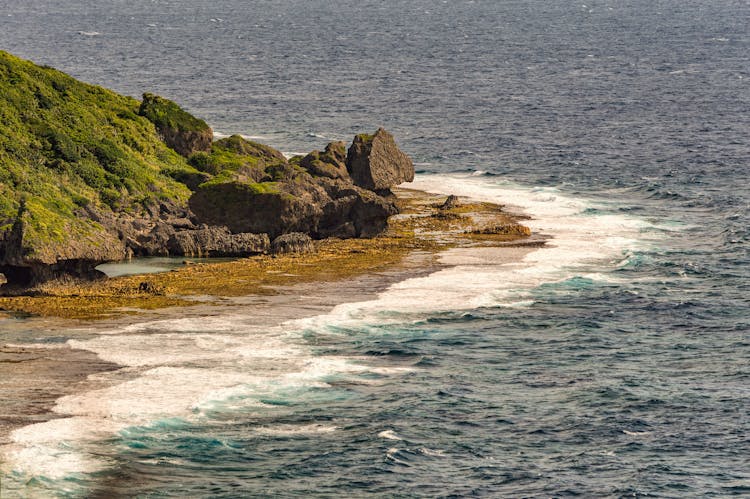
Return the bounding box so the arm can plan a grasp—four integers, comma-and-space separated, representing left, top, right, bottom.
255, 424, 338, 436
622, 430, 651, 436
290, 173, 656, 335
3, 173, 657, 487
378, 430, 403, 441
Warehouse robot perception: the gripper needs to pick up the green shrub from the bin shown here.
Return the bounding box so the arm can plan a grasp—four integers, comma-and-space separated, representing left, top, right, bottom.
138, 93, 210, 132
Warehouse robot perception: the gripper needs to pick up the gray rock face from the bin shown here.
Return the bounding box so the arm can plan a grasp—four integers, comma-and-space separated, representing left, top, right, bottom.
300, 141, 349, 180
346, 128, 414, 191
316, 179, 399, 238
168, 227, 269, 257
271, 233, 315, 254
189, 179, 328, 239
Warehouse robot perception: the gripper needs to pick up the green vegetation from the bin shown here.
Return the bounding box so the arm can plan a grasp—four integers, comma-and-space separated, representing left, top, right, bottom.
187, 134, 293, 189
355, 133, 375, 143
0, 51, 197, 258
138, 93, 210, 133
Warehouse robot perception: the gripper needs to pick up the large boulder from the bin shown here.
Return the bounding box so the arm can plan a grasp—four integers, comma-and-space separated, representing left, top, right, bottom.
300, 141, 350, 180
139, 93, 213, 157
346, 128, 414, 191
270, 233, 315, 254
168, 227, 269, 257
189, 179, 328, 239
316, 179, 399, 238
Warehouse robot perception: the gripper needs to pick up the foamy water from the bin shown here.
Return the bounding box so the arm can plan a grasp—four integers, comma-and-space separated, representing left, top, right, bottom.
0, 174, 657, 495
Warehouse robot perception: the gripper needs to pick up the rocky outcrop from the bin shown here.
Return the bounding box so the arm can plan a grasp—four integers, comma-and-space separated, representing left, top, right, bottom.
213, 134, 287, 164
168, 227, 269, 257
470, 224, 532, 237
346, 128, 414, 191
316, 179, 399, 238
157, 127, 213, 158
0, 52, 418, 290
0, 201, 125, 287
189, 179, 328, 239
440, 195, 460, 210
139, 93, 213, 157
300, 141, 349, 180
271, 233, 315, 254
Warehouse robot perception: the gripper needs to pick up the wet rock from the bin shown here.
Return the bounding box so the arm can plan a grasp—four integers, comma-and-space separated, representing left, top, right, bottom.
167, 227, 270, 257
271, 233, 315, 254
346, 128, 414, 191
440, 195, 460, 210
470, 224, 532, 236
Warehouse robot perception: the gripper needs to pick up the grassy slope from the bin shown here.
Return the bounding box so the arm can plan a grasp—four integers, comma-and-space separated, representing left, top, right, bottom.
0, 51, 196, 259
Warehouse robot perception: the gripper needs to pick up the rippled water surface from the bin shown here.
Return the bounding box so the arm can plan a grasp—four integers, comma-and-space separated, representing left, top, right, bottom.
1, 0, 748, 496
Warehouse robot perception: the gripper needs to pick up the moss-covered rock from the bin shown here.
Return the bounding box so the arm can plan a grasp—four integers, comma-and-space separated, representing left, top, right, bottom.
139, 93, 213, 157
300, 141, 349, 180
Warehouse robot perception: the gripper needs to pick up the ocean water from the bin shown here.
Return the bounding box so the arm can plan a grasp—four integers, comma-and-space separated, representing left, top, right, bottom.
1, 0, 749, 496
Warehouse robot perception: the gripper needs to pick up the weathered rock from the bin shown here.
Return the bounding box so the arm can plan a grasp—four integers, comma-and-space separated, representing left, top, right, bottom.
316, 179, 399, 238
300, 141, 350, 180
271, 233, 315, 254
133, 222, 177, 257
158, 127, 213, 158
440, 195, 460, 210
189, 179, 327, 239
0, 202, 125, 287
139, 93, 213, 157
346, 128, 414, 191
167, 227, 269, 257
213, 135, 287, 164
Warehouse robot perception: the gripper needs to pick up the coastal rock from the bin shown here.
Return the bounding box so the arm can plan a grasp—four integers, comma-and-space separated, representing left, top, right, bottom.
317, 179, 399, 238
270, 233, 315, 254
300, 141, 350, 180
440, 195, 460, 210
139, 93, 213, 157
168, 227, 269, 257
189, 179, 327, 239
346, 128, 414, 191
0, 201, 125, 288
212, 134, 287, 164
471, 223, 532, 237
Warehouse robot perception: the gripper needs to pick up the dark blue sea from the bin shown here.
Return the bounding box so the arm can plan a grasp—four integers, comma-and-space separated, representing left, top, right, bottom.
1, 0, 749, 496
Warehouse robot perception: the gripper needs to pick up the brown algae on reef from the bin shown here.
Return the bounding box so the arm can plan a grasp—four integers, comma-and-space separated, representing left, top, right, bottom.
0, 189, 536, 320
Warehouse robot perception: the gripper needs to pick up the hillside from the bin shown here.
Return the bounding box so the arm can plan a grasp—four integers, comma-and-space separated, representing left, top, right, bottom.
0, 50, 198, 267
0, 51, 415, 290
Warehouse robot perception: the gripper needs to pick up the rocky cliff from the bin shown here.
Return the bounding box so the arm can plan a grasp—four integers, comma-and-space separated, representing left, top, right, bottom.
0, 51, 415, 290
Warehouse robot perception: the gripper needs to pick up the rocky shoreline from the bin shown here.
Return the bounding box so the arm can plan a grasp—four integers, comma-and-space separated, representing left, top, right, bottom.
0, 188, 540, 320
0, 188, 540, 447
0, 121, 415, 290
1, 52, 420, 292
